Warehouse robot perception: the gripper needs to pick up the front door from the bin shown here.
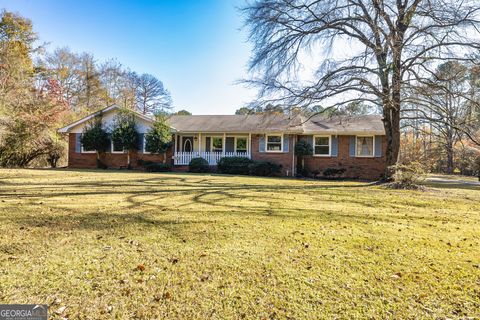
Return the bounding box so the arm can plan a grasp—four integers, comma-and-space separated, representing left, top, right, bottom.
182, 136, 193, 152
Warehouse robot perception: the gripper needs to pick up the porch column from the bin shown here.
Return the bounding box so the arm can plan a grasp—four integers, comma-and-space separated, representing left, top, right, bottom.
248, 133, 252, 158
174, 134, 178, 164
222, 133, 226, 156
198, 133, 202, 154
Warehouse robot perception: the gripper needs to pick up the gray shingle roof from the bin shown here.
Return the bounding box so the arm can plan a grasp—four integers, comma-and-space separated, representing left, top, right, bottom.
58, 105, 385, 135
168, 114, 385, 135
167, 114, 304, 133
300, 114, 384, 134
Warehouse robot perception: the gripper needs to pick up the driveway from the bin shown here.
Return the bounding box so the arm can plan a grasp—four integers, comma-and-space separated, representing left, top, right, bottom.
425, 174, 480, 188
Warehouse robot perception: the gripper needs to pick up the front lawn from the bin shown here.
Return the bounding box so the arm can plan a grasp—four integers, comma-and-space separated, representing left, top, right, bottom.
0, 169, 479, 319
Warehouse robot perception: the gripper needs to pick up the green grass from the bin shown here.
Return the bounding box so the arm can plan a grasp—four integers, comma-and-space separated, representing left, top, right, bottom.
0, 169, 479, 319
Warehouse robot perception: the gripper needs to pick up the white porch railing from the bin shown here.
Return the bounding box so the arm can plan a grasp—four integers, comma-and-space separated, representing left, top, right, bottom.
173, 151, 250, 165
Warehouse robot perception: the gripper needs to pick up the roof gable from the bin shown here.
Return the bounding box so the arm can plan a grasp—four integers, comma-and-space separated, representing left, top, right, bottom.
58, 105, 154, 133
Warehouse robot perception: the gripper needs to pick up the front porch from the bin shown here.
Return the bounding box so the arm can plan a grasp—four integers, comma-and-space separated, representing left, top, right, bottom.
172, 133, 252, 165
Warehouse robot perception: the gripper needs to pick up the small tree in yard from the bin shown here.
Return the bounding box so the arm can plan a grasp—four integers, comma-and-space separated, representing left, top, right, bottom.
295, 140, 313, 176
110, 109, 138, 169
145, 114, 172, 163
80, 114, 110, 168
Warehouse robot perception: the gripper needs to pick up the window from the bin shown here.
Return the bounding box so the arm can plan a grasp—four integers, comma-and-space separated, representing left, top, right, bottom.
211, 137, 223, 152
111, 140, 124, 153
80, 134, 95, 153
356, 136, 374, 157
314, 136, 330, 156
266, 134, 283, 152
143, 136, 150, 154
235, 137, 247, 152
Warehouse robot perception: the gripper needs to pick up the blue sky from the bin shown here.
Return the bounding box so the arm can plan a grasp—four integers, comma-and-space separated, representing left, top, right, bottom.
0, 0, 256, 114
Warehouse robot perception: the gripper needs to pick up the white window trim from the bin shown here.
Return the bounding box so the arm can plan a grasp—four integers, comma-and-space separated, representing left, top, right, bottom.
210, 136, 223, 153
234, 136, 248, 153
313, 135, 331, 157
111, 140, 125, 154
143, 135, 150, 154
81, 146, 96, 154
265, 134, 283, 153
355, 135, 375, 158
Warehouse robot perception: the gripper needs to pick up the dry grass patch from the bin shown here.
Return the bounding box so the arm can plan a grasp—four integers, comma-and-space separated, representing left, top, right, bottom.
0, 169, 479, 319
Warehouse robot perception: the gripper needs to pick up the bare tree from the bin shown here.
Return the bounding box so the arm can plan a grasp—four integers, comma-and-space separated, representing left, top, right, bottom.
134, 73, 172, 115
404, 62, 471, 173
243, 0, 480, 178
41, 47, 82, 109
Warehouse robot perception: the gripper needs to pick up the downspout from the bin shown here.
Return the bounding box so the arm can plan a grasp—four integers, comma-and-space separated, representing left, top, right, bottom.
292, 135, 296, 177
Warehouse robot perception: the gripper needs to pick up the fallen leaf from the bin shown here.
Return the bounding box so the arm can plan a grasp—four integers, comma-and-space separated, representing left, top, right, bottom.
55, 306, 67, 315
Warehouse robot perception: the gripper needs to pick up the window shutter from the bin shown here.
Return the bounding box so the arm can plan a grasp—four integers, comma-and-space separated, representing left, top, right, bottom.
331, 136, 338, 157
259, 135, 265, 152
75, 133, 81, 153
349, 136, 356, 157
106, 138, 112, 153
225, 137, 235, 152
283, 135, 289, 153
138, 133, 145, 152
205, 137, 211, 152
375, 135, 382, 157
306, 135, 313, 146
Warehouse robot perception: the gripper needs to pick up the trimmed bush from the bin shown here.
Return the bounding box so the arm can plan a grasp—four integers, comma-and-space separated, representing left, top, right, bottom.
144, 162, 171, 172
217, 157, 253, 175
387, 162, 426, 189
189, 157, 210, 173
249, 160, 281, 176
323, 167, 346, 178
296, 164, 310, 177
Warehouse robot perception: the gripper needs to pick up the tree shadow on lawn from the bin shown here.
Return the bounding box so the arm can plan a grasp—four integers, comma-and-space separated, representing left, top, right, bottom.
0, 171, 377, 202
1, 170, 468, 231
0, 206, 220, 243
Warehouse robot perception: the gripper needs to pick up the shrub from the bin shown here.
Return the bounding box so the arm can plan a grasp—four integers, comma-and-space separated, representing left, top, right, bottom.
137, 159, 154, 167
249, 160, 281, 176
455, 145, 480, 176
217, 157, 253, 175
296, 164, 310, 177
294, 140, 313, 156
311, 169, 321, 178
189, 157, 210, 173
110, 110, 139, 169
144, 162, 171, 172
80, 114, 110, 160
323, 167, 346, 178
387, 162, 426, 190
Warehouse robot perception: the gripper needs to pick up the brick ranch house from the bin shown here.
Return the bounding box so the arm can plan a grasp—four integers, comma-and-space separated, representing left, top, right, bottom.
58, 105, 387, 180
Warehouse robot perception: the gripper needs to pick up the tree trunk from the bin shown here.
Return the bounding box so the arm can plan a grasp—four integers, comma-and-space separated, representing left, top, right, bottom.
163, 151, 167, 164
445, 142, 454, 174
127, 151, 131, 169
383, 105, 401, 180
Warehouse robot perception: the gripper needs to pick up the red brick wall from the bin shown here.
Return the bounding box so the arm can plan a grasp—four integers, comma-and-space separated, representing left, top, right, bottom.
68, 133, 386, 179
300, 135, 387, 180
68, 133, 173, 169
250, 134, 295, 176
